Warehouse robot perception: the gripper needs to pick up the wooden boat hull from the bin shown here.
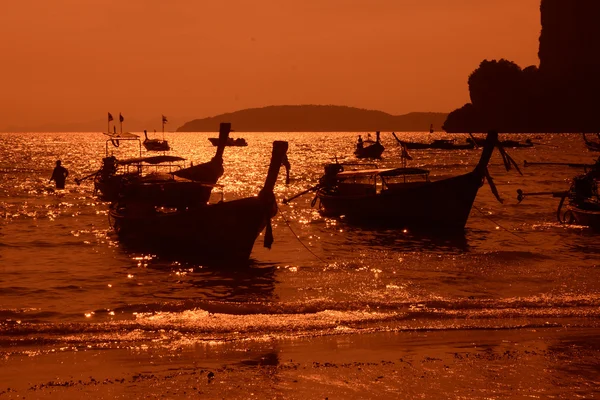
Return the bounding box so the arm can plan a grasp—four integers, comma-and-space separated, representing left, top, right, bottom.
110, 195, 276, 263
355, 143, 384, 159
208, 137, 247, 146
319, 131, 498, 230
317, 170, 483, 230
143, 140, 170, 151
568, 205, 600, 231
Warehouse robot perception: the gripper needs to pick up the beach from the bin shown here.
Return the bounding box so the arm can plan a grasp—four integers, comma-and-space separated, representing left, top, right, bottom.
2, 326, 600, 399
1, 131, 600, 399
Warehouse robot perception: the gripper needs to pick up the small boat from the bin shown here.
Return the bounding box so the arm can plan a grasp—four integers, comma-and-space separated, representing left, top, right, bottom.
208, 137, 247, 147
468, 134, 533, 148
315, 131, 498, 230
566, 203, 600, 231
557, 172, 600, 231
392, 132, 475, 150
518, 161, 600, 230
355, 131, 384, 159
143, 130, 170, 152
109, 140, 290, 263
583, 133, 600, 152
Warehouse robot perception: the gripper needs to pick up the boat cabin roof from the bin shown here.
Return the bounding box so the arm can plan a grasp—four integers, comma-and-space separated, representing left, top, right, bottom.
338, 167, 429, 178
118, 155, 186, 165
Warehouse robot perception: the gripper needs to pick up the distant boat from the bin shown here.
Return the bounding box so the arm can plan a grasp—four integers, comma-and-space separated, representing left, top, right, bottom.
143, 129, 170, 152
208, 137, 248, 147
468, 134, 533, 148
143, 116, 171, 151
355, 131, 384, 159
392, 133, 474, 150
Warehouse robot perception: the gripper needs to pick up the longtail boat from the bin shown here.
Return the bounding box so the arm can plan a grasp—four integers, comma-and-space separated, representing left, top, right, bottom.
314, 131, 498, 230
208, 137, 247, 146
468, 134, 533, 148
81, 123, 232, 202
355, 131, 384, 159
143, 130, 170, 152
109, 141, 290, 263
518, 158, 600, 231
172, 123, 231, 182
392, 132, 475, 150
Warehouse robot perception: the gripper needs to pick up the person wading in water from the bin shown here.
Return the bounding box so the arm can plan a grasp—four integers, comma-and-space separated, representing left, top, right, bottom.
49, 160, 69, 189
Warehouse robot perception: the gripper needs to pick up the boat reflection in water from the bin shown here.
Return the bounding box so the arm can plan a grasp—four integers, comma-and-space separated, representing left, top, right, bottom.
314, 131, 498, 231
109, 141, 290, 264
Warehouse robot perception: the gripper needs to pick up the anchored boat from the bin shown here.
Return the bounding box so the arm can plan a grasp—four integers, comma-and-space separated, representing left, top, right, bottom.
109, 141, 290, 263
315, 131, 498, 230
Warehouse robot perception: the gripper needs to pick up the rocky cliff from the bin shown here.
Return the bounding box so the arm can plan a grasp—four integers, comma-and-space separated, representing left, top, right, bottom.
444, 0, 600, 133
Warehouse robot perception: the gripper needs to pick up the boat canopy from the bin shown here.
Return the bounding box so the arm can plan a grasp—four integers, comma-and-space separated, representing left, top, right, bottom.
118, 155, 186, 165
337, 167, 429, 178
102, 132, 140, 139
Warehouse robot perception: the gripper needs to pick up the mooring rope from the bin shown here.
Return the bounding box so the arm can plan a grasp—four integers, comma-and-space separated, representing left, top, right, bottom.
277, 206, 327, 264
473, 206, 529, 242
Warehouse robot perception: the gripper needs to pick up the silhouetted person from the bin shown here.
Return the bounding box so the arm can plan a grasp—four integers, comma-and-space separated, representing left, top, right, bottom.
49, 160, 69, 189
357, 135, 364, 150
376, 131, 381, 143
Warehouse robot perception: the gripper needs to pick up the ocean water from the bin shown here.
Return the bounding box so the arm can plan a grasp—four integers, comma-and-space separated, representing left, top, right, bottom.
0, 131, 599, 355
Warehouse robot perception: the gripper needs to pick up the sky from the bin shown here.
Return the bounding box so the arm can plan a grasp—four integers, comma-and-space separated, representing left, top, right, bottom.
0, 0, 541, 131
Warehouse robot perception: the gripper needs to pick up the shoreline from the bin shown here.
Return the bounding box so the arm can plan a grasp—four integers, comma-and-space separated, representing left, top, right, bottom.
2, 326, 599, 399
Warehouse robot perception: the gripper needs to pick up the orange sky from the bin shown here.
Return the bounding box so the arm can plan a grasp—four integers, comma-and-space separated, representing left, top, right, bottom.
0, 0, 541, 131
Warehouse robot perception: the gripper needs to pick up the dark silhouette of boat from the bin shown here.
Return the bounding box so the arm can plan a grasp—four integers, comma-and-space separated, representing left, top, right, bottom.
208, 137, 248, 147
315, 131, 498, 230
143, 130, 170, 151
354, 131, 384, 159
93, 154, 188, 201
171, 123, 231, 182
392, 132, 475, 150
108, 140, 290, 263
80, 124, 232, 202
519, 157, 600, 230
583, 133, 600, 152
467, 134, 533, 148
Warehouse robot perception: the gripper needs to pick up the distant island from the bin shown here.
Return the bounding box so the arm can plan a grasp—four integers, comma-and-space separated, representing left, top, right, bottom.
177, 105, 448, 132
444, 0, 600, 133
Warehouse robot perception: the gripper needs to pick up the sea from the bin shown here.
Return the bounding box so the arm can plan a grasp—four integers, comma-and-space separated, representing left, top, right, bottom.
1, 131, 599, 359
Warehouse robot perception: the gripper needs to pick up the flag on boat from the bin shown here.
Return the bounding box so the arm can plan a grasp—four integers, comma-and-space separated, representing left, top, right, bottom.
162, 115, 168, 124
119, 113, 124, 122
108, 112, 113, 122
401, 142, 412, 160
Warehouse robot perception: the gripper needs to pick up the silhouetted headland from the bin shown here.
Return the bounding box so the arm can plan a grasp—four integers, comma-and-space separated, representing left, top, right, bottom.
177, 105, 448, 132
444, 0, 600, 133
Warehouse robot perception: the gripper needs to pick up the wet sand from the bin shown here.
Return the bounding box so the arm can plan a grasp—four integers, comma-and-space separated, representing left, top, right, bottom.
2, 327, 600, 399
